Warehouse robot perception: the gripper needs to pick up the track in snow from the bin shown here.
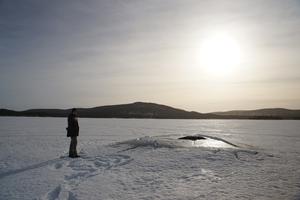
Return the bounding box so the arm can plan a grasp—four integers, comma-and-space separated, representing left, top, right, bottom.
39, 153, 133, 200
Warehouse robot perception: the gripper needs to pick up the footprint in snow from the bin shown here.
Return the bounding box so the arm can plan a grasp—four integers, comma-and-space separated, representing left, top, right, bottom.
41, 153, 133, 199
40, 184, 77, 200
65, 154, 132, 182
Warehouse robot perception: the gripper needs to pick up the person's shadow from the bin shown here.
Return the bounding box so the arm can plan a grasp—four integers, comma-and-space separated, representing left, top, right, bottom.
0, 158, 61, 180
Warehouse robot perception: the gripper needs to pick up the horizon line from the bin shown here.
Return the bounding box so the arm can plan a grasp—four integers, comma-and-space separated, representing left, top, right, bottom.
1, 101, 299, 114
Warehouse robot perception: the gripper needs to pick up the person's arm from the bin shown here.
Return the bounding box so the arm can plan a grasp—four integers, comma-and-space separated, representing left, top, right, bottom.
74, 118, 79, 131
68, 115, 74, 130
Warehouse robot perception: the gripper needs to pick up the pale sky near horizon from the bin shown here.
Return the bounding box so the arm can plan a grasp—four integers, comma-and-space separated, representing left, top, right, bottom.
1, 0, 300, 112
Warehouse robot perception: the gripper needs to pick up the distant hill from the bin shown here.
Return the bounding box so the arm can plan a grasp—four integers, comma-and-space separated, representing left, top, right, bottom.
213, 108, 300, 119
0, 109, 20, 116
0, 102, 216, 119
77, 102, 216, 119
1, 102, 300, 119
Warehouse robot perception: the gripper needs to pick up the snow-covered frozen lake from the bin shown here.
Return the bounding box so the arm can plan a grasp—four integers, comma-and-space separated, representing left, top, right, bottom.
0, 117, 300, 200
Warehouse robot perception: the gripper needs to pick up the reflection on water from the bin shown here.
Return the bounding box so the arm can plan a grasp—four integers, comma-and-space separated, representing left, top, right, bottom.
193, 137, 235, 148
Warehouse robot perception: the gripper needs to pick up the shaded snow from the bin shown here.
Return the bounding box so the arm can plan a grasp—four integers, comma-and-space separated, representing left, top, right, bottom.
0, 117, 300, 200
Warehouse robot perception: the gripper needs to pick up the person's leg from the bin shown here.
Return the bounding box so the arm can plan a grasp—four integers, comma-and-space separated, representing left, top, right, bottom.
74, 136, 78, 156
69, 137, 73, 157
69, 137, 75, 157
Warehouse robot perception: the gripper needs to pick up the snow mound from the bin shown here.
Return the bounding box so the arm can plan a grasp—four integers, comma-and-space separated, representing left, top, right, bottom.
113, 134, 238, 151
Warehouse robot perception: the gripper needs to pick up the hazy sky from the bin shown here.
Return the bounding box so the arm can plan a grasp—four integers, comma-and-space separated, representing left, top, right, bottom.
1, 0, 300, 112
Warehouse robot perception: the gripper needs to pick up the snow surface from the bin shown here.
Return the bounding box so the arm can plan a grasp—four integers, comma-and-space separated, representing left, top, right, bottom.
0, 117, 300, 200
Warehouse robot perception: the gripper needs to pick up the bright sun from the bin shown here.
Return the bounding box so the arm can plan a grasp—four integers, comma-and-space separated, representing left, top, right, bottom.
200, 33, 242, 76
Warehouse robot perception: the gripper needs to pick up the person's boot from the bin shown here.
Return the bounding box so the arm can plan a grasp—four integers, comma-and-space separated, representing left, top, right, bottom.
69, 150, 76, 158
69, 153, 75, 158
74, 151, 80, 157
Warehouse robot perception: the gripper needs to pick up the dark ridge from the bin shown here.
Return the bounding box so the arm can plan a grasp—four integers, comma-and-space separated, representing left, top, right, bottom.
213, 108, 300, 119
1, 102, 300, 119
0, 102, 215, 119
77, 102, 215, 119
0, 109, 20, 116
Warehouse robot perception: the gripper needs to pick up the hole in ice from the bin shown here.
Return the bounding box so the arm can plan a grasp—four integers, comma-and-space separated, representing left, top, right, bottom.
178, 136, 206, 140
178, 135, 238, 148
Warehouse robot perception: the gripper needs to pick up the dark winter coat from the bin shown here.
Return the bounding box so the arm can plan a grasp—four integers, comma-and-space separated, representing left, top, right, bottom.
67, 113, 79, 137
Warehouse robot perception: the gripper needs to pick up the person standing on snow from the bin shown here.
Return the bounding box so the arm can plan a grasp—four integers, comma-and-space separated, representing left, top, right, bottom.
67, 108, 80, 158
